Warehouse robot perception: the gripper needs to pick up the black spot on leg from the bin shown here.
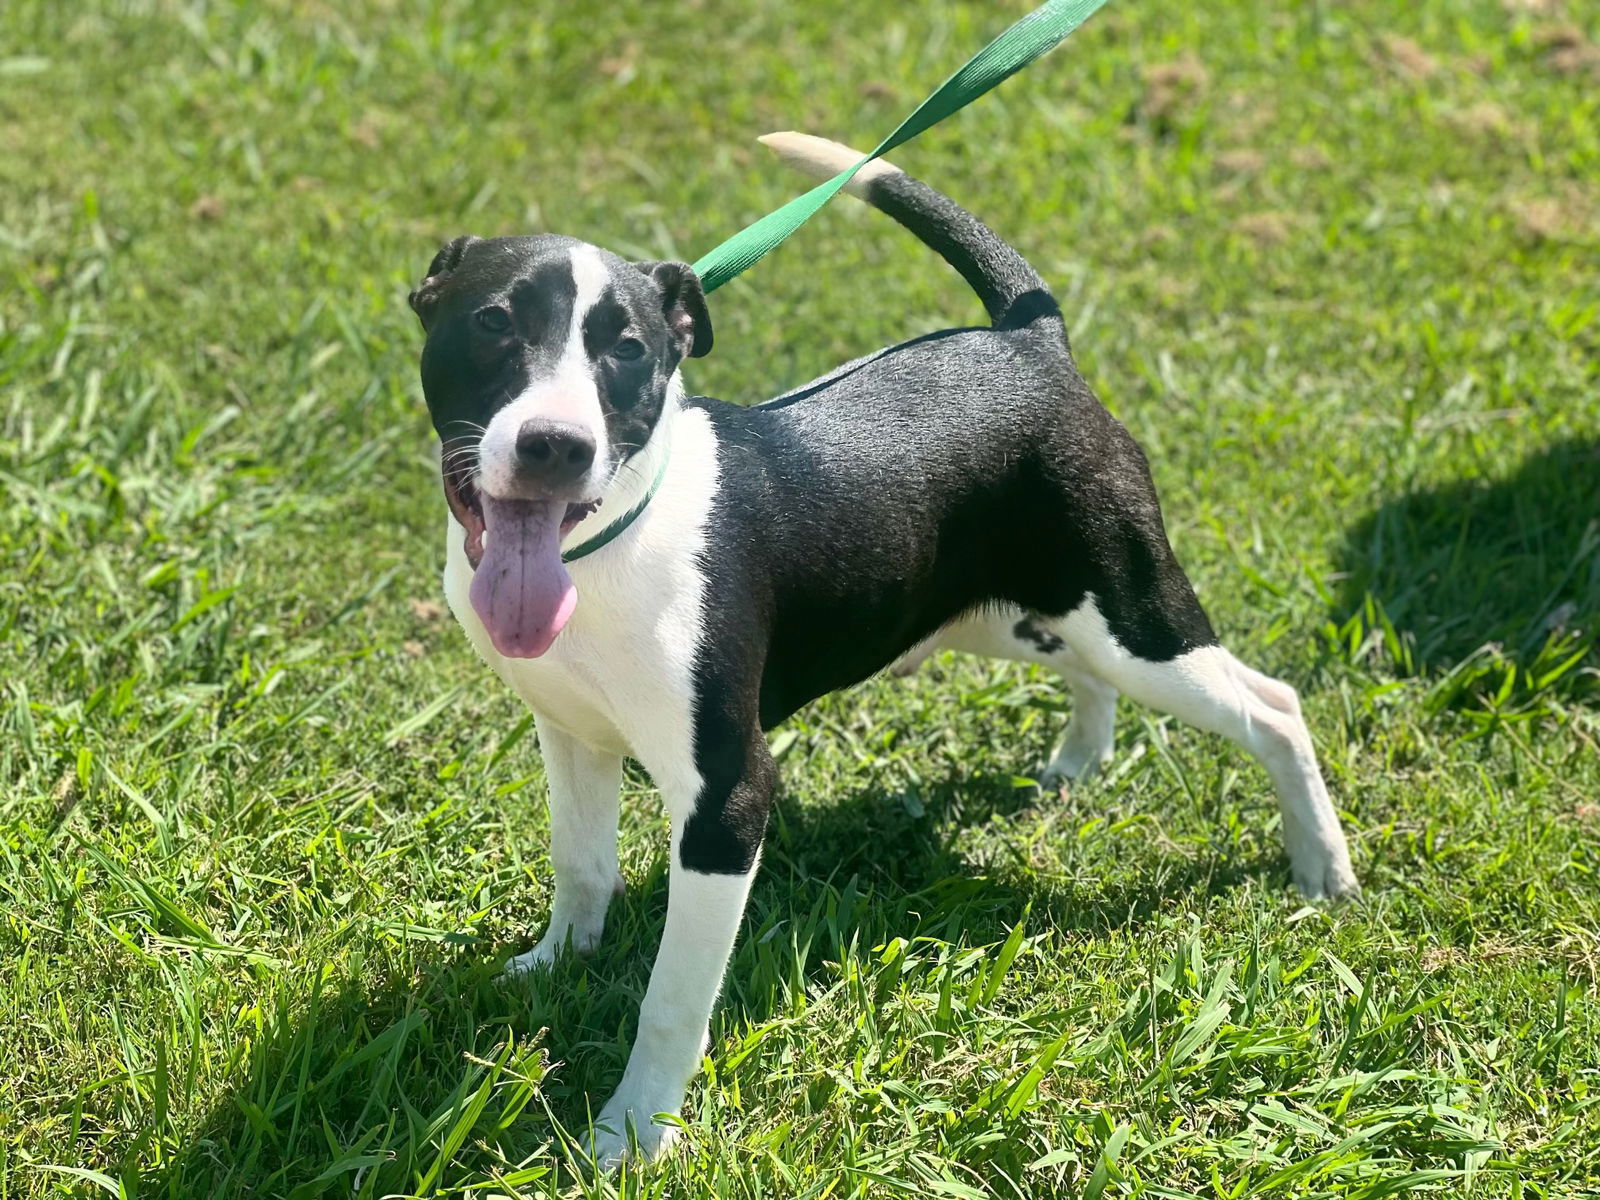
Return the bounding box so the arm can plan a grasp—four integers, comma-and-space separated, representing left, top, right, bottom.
1013, 616, 1064, 655
681, 708, 777, 876
680, 811, 764, 874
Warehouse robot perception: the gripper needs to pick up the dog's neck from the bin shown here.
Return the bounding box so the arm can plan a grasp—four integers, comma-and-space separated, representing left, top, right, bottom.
559, 372, 683, 555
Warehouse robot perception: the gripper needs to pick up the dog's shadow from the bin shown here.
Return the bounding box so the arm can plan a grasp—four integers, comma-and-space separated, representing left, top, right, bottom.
140, 767, 1277, 1196
1332, 436, 1600, 703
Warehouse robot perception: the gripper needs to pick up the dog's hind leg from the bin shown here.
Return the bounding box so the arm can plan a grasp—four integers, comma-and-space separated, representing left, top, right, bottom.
1043, 665, 1119, 783
504, 717, 624, 975
1055, 597, 1360, 902
919, 609, 1121, 783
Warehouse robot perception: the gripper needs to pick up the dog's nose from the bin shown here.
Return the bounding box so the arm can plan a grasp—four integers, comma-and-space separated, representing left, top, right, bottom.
515, 419, 596, 483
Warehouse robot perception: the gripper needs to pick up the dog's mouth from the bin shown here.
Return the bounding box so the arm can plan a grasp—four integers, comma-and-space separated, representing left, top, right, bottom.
442, 470, 596, 568
442, 464, 598, 659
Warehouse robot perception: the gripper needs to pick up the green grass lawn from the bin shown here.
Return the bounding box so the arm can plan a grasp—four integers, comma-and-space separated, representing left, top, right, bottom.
3, 0, 1599, 1195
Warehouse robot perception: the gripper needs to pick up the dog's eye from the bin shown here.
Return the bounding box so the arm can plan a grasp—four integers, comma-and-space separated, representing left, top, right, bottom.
612, 337, 645, 361
475, 307, 512, 334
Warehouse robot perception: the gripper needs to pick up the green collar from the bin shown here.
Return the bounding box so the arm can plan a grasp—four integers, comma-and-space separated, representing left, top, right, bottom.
561, 439, 672, 563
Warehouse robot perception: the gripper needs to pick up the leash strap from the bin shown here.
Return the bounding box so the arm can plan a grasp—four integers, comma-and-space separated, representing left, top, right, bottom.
691, 0, 1110, 294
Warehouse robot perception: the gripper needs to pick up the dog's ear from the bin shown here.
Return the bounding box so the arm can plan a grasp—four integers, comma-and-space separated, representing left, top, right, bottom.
409, 235, 482, 328
635, 260, 713, 359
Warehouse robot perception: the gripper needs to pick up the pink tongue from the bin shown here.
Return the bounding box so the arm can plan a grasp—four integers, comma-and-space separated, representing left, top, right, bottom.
470, 497, 577, 658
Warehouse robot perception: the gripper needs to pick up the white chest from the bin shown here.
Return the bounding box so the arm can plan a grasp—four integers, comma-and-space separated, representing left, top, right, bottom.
441, 407, 720, 793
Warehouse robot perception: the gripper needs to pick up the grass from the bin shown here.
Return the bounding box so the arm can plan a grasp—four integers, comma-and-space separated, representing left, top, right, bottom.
2, 0, 1598, 1195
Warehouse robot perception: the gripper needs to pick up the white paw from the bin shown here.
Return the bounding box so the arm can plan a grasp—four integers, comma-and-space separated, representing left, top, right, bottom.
1041, 729, 1114, 784
502, 919, 604, 977
1292, 857, 1361, 903
1288, 841, 1361, 902
585, 1094, 681, 1170
889, 647, 933, 678
502, 939, 561, 977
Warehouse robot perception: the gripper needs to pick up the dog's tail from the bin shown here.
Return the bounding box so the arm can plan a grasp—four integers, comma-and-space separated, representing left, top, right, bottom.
758, 131, 1060, 333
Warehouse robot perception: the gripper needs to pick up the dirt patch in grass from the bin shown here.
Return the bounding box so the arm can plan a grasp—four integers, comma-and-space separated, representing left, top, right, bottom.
1231, 211, 1294, 247
1377, 34, 1438, 80
1534, 22, 1600, 76
1139, 53, 1208, 123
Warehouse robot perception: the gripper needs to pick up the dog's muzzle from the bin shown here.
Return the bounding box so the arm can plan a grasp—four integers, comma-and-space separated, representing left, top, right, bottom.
441, 452, 599, 659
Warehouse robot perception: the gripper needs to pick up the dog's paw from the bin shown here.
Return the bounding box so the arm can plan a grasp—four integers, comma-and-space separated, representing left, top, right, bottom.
1040, 730, 1114, 785
503, 882, 623, 978
1288, 843, 1361, 903
888, 638, 937, 679
502, 922, 603, 978
584, 1095, 681, 1171
1292, 857, 1362, 904
502, 940, 561, 977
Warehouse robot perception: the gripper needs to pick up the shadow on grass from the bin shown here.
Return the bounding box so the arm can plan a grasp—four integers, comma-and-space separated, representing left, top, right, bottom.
141, 768, 1275, 1197
1333, 436, 1600, 704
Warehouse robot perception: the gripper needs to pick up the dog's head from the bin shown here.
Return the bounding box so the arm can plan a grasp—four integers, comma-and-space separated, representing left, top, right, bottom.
410, 234, 712, 658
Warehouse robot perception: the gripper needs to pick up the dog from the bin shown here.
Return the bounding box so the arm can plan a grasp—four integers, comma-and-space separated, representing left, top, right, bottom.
407, 132, 1359, 1167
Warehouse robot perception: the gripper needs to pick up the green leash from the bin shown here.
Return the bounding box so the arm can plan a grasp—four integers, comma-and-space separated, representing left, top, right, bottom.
693, 0, 1110, 293
568, 0, 1109, 561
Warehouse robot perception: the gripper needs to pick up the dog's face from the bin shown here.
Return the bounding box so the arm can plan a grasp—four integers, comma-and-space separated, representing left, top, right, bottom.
410, 234, 712, 658
411, 235, 712, 541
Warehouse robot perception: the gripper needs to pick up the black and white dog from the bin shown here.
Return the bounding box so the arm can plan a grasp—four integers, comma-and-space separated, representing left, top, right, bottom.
409, 133, 1359, 1166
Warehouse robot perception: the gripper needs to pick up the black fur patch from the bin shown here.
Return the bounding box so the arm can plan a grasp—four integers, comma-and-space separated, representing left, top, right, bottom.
412, 235, 703, 468
1013, 616, 1064, 655
676, 318, 1218, 874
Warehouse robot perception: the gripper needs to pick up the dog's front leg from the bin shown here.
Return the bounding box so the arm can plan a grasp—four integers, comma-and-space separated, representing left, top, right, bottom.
587, 725, 773, 1168
505, 716, 623, 974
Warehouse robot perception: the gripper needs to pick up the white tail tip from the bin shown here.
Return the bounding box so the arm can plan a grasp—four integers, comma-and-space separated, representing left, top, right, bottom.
758, 131, 903, 198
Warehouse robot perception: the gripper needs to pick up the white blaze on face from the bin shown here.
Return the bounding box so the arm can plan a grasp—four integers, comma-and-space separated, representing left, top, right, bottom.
477, 244, 613, 500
